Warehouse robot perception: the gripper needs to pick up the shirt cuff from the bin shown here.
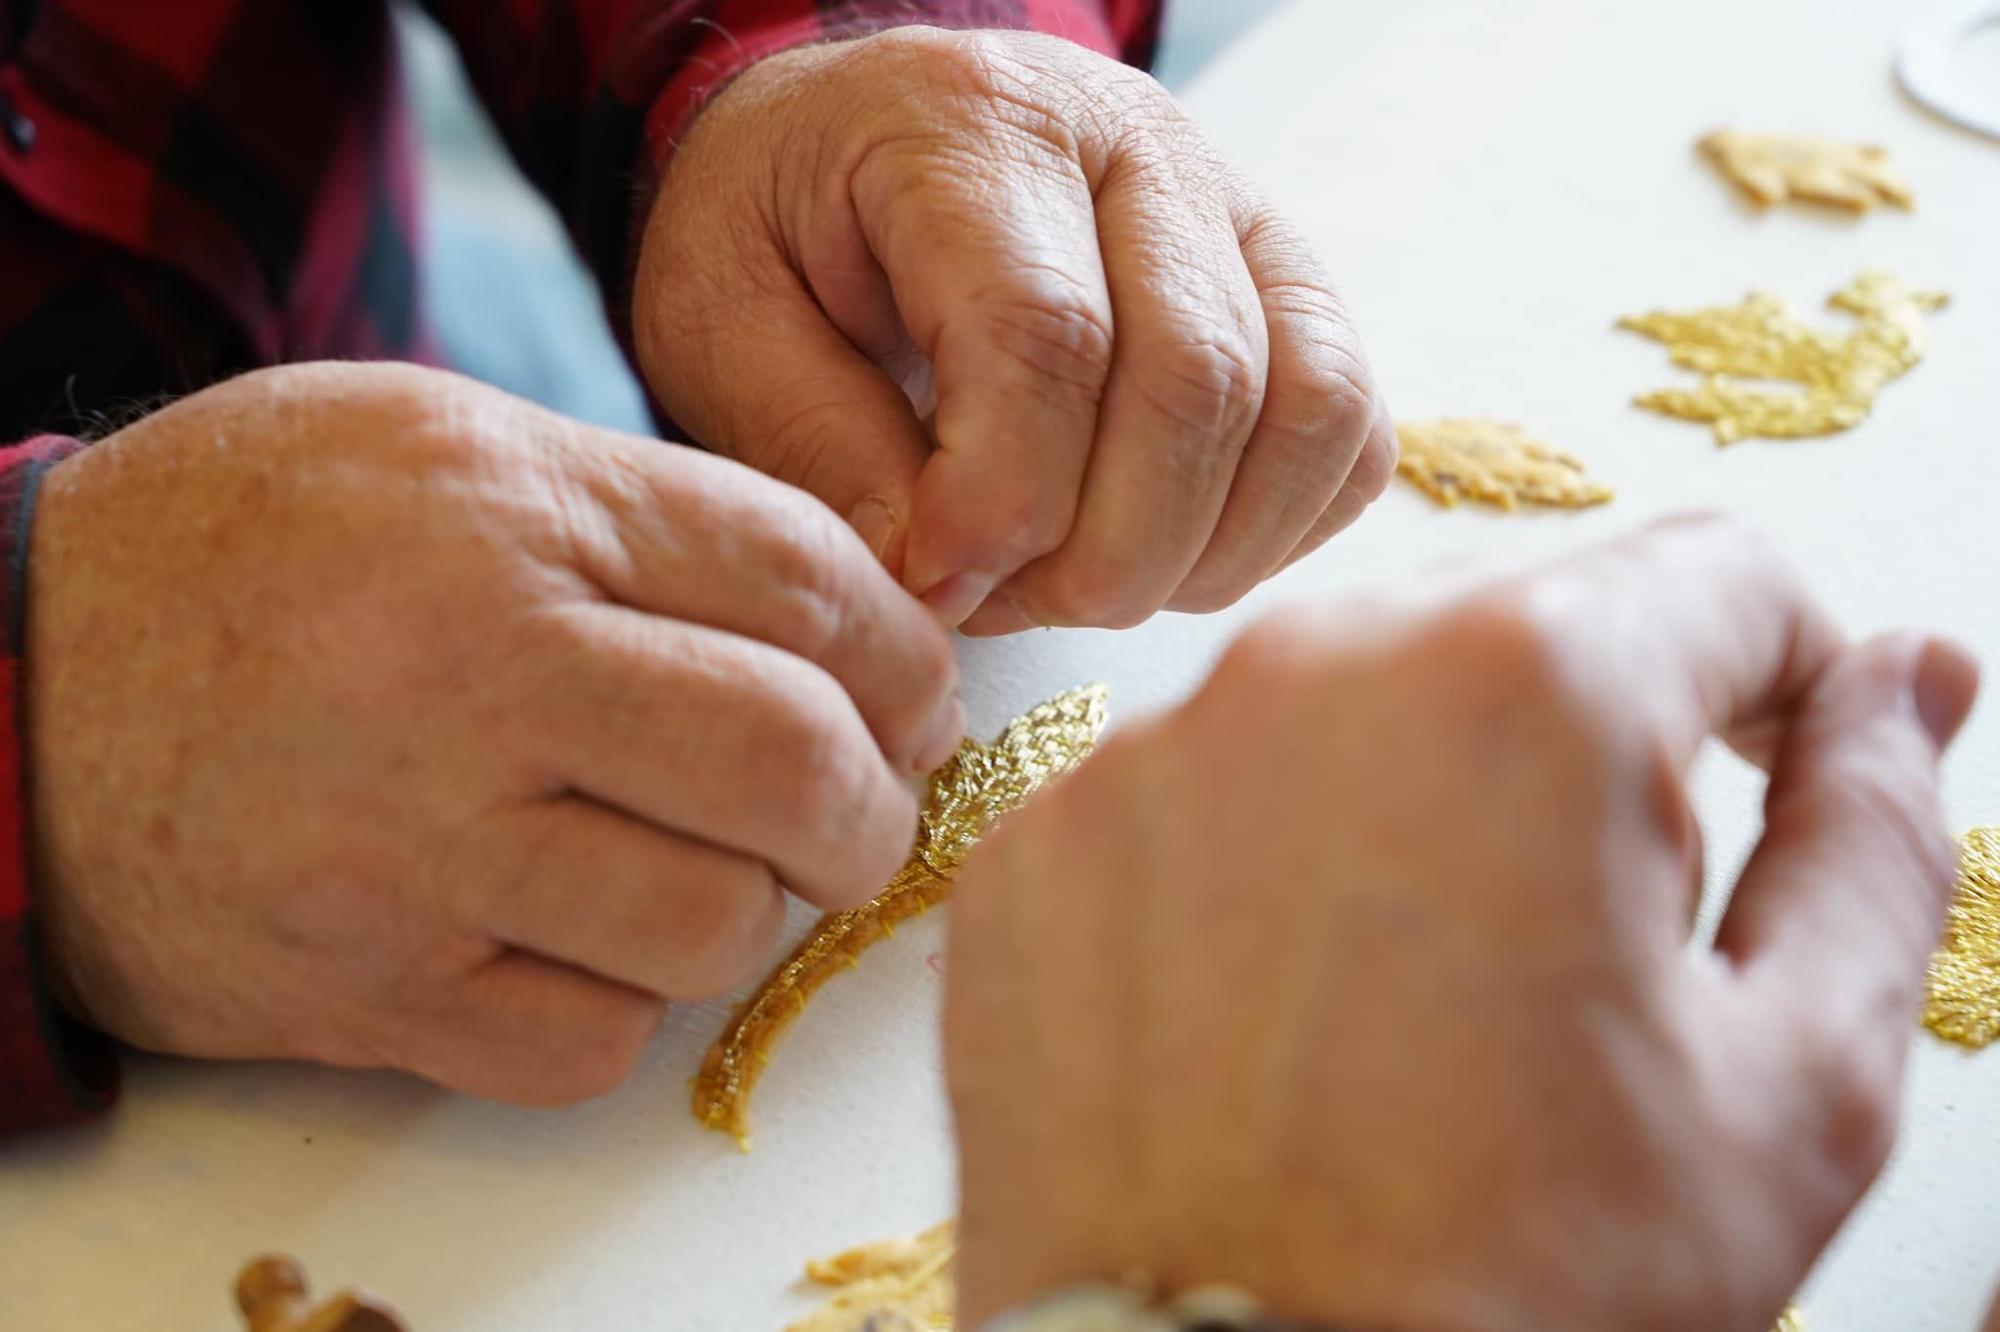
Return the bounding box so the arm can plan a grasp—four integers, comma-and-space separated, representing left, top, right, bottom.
641, 2, 1124, 178
0, 434, 117, 1136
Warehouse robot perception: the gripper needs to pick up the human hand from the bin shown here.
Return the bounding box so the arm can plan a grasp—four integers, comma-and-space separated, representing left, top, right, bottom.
634, 27, 1395, 636
945, 516, 1978, 1331
31, 363, 959, 1104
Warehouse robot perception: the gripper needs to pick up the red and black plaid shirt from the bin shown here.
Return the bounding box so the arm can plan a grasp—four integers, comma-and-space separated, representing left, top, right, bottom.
0, 0, 1161, 1135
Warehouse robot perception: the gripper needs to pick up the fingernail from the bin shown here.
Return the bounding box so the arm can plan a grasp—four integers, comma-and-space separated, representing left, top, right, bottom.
848, 498, 900, 563
918, 571, 998, 629
916, 694, 967, 773
1913, 636, 1981, 749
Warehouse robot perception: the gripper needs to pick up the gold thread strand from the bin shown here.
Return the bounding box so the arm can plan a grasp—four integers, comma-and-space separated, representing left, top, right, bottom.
693, 686, 1110, 1145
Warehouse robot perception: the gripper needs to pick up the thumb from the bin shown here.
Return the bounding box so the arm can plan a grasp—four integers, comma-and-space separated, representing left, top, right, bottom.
1720, 632, 1978, 1040
640, 281, 934, 578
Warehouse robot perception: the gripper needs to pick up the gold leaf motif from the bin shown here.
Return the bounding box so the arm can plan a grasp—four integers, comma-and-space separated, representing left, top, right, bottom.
1396, 419, 1613, 512
1620, 272, 1947, 444
1925, 826, 2000, 1050
693, 686, 1111, 1145
787, 1223, 957, 1332
1699, 130, 1913, 212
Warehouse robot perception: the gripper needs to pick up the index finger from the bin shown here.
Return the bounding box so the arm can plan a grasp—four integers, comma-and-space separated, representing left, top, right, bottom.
573, 438, 964, 775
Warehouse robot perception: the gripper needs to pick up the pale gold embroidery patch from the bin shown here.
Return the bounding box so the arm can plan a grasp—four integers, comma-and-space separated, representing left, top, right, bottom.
1699, 130, 1913, 212
780, 1225, 1804, 1332
693, 686, 1111, 1145
786, 1223, 957, 1332
1924, 826, 2000, 1050
1396, 419, 1613, 512
1620, 272, 1947, 444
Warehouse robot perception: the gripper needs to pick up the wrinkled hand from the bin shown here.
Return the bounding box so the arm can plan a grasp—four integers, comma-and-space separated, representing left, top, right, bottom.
635, 27, 1395, 636
946, 517, 1978, 1331
32, 363, 958, 1104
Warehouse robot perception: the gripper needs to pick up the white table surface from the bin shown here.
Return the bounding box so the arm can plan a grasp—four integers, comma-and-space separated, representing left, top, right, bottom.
4, 1, 1998, 1328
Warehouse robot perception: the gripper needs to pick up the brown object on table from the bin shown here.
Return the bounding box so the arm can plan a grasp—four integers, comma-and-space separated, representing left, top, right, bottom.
236, 1256, 408, 1332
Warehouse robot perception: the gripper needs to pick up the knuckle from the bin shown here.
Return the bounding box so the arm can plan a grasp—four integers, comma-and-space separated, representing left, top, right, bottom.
1257, 367, 1375, 465
1347, 419, 1400, 502
906, 618, 962, 714
975, 284, 1117, 397
1648, 511, 1799, 583
746, 491, 861, 657
672, 877, 785, 1000
1820, 753, 1956, 899
1136, 330, 1265, 439
550, 1001, 662, 1103
765, 673, 888, 849
870, 24, 1001, 92
754, 398, 859, 501
960, 482, 1078, 569
1430, 594, 1574, 695
1412, 591, 1618, 755
1169, 577, 1253, 617
1810, 1047, 1902, 1184
1213, 608, 1336, 693
1035, 550, 1157, 629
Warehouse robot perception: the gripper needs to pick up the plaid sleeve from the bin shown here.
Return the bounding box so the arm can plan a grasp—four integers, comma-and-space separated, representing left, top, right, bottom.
0, 434, 117, 1136
421, 0, 1164, 345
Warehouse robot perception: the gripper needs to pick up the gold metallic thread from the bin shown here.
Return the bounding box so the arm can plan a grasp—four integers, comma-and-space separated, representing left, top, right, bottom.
693, 685, 1111, 1145
1396, 419, 1614, 511
1619, 271, 1946, 445
1924, 826, 2000, 1050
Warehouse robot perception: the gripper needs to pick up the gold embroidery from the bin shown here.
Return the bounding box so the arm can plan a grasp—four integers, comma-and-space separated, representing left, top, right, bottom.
694, 686, 1111, 1145
1699, 130, 1913, 212
1620, 272, 1946, 444
786, 1223, 957, 1332
1925, 827, 2000, 1050
1396, 419, 1613, 511
780, 1225, 1805, 1332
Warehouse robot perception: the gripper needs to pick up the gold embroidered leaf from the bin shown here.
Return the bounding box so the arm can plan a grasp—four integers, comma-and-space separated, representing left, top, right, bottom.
1620, 272, 1947, 444
1925, 826, 2000, 1050
1397, 419, 1613, 512
787, 1224, 958, 1332
1699, 130, 1913, 212
693, 686, 1111, 1146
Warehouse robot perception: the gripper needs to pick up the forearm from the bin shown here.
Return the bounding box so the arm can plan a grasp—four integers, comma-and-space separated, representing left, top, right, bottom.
0, 433, 114, 1135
